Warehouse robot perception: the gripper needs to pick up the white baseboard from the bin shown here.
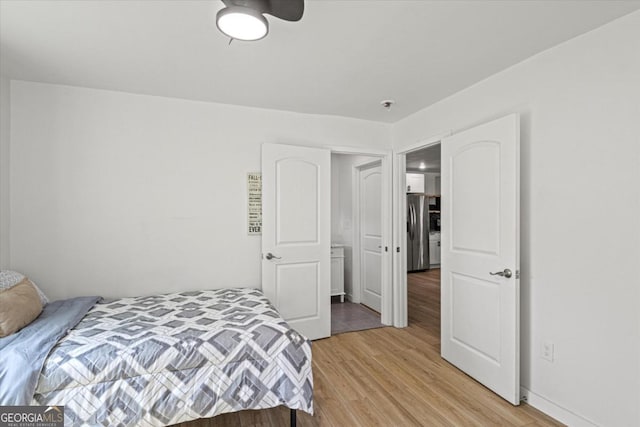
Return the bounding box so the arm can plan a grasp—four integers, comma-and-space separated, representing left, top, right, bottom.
520, 387, 598, 427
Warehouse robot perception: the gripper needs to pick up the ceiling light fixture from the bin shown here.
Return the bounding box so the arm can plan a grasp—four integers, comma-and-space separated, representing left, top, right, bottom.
215, 0, 304, 42
419, 162, 427, 170
216, 6, 269, 41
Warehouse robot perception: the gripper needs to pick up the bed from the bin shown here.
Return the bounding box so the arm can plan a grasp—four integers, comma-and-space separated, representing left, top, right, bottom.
1, 288, 313, 426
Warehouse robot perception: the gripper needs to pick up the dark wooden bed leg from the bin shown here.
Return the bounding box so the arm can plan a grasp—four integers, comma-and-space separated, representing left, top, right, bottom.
290, 408, 297, 427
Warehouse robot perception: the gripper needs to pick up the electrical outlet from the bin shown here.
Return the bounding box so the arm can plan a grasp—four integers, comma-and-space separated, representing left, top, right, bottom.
542, 341, 554, 362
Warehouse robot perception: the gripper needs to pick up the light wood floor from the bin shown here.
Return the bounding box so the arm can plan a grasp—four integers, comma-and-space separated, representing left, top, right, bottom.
177, 269, 563, 426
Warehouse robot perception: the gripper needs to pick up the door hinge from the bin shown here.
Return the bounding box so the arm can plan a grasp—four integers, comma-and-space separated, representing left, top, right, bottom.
396, 247, 400, 253
516, 270, 520, 279
385, 246, 388, 252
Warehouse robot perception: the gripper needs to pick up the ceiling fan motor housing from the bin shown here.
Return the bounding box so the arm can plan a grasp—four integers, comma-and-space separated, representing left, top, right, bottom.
222, 0, 304, 21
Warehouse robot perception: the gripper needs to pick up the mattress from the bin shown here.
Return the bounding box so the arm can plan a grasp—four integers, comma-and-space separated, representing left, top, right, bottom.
32, 288, 313, 426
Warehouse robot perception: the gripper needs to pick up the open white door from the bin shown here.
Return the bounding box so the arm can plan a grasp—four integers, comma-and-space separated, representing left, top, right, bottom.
441, 114, 520, 404
359, 161, 383, 313
262, 143, 331, 341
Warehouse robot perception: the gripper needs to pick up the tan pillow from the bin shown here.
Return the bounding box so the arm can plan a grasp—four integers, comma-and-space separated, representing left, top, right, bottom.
0, 278, 43, 337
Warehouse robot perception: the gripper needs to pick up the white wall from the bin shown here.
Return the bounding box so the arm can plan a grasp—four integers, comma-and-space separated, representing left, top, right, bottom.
393, 12, 640, 427
9, 81, 390, 301
331, 153, 377, 299
0, 76, 9, 269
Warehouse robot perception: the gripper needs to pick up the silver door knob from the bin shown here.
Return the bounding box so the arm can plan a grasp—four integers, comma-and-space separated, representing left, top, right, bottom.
265, 252, 281, 260
490, 268, 512, 278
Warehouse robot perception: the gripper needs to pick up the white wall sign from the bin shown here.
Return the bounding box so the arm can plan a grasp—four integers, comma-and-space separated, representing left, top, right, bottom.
247, 172, 262, 235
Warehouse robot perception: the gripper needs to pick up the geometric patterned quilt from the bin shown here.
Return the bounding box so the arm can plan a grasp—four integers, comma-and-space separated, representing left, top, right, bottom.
32, 288, 313, 426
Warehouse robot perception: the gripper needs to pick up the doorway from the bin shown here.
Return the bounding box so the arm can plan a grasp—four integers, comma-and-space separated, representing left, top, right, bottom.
393, 114, 521, 405
262, 144, 393, 341
330, 153, 386, 335
404, 144, 442, 342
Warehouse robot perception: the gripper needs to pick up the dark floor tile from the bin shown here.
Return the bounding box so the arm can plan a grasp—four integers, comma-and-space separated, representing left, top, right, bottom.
331, 302, 383, 335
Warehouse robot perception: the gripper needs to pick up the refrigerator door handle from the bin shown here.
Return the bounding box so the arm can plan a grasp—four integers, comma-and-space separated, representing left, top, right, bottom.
408, 204, 412, 240
407, 203, 412, 240
418, 201, 424, 268
410, 204, 416, 240
407, 204, 410, 237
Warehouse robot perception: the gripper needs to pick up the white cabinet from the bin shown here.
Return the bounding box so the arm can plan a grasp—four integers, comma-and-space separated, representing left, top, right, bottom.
406, 173, 425, 193
408, 172, 440, 195
429, 233, 441, 266
331, 246, 345, 302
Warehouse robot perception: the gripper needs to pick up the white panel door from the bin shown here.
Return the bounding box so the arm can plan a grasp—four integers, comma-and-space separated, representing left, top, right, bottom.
441, 114, 520, 404
262, 143, 331, 341
360, 162, 382, 313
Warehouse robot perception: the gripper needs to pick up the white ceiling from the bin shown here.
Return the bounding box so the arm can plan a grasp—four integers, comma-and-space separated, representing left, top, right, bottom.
1, 1, 638, 123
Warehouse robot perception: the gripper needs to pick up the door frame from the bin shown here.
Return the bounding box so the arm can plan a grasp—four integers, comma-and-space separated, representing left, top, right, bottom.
352, 158, 383, 313
392, 131, 451, 327
330, 146, 393, 326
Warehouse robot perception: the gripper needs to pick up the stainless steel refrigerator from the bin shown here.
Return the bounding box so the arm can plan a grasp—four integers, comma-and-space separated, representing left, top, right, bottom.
407, 194, 430, 272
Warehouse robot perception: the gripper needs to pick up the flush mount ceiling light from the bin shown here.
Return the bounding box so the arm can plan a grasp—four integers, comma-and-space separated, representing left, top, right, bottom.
216, 0, 304, 42
419, 162, 427, 170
